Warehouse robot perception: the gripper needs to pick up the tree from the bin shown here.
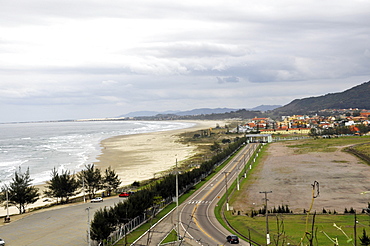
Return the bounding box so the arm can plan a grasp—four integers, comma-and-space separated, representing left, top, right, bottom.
90, 207, 116, 243
2, 167, 39, 214
103, 166, 121, 196
308, 128, 319, 138
221, 138, 231, 144
44, 168, 79, 204
210, 141, 222, 152
78, 164, 102, 199
358, 123, 369, 134
359, 229, 370, 246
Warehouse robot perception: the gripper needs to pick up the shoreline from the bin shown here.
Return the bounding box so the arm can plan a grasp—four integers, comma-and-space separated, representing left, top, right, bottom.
94, 120, 226, 186
0, 120, 226, 218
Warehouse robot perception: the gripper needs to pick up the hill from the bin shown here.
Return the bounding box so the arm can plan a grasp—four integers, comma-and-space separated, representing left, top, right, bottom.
272, 80, 370, 115
120, 105, 280, 117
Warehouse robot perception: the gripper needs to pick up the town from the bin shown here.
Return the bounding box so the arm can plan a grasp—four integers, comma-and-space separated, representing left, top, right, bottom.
237, 108, 370, 136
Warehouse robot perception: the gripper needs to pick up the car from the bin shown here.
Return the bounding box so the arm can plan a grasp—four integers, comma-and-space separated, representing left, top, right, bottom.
90, 197, 103, 203
0, 237, 5, 246
226, 235, 239, 244
119, 191, 135, 197
119, 192, 130, 197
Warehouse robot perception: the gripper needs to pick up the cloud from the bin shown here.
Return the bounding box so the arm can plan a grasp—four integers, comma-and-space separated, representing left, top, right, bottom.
0, 0, 370, 122
217, 76, 240, 84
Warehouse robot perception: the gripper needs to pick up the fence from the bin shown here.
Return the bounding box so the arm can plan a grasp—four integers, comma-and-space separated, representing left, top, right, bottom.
92, 142, 243, 246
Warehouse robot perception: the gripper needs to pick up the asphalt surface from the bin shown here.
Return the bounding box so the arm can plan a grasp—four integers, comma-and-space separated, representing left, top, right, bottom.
0, 143, 258, 246
0, 196, 123, 246
178, 143, 257, 246
134, 143, 258, 246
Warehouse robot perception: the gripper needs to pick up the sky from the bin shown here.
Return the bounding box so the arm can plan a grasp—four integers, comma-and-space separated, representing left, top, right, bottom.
1, 0, 370, 123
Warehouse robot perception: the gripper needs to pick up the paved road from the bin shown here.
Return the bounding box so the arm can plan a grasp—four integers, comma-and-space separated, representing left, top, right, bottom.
0, 196, 123, 246
134, 143, 258, 246
179, 143, 258, 246
0, 144, 258, 246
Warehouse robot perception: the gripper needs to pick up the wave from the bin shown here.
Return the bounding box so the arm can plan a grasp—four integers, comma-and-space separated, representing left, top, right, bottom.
0, 121, 194, 185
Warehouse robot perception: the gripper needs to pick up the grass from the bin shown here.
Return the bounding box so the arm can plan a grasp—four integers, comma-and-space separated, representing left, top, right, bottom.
114, 142, 240, 245
117, 134, 370, 245
287, 136, 370, 154
160, 229, 178, 244
219, 136, 370, 245
225, 212, 370, 245
353, 143, 370, 158
215, 144, 268, 235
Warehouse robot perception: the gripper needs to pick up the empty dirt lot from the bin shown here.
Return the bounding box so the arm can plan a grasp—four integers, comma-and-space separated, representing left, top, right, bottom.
233, 140, 370, 214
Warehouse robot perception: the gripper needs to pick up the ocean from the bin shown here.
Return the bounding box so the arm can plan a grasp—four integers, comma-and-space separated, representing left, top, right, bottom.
0, 120, 194, 185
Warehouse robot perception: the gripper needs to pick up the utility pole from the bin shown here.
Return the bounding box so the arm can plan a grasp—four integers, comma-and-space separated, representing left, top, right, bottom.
236, 161, 240, 191
83, 179, 86, 203
223, 172, 231, 211
6, 188, 10, 222
243, 153, 247, 178
86, 207, 91, 246
176, 158, 180, 245
354, 211, 357, 246
260, 191, 272, 245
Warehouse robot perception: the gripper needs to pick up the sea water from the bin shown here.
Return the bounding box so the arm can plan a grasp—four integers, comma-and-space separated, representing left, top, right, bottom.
0, 120, 194, 185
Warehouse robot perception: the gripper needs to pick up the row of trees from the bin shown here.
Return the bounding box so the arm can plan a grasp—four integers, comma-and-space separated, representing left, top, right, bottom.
0, 164, 121, 214
45, 164, 121, 203
90, 136, 248, 243
309, 124, 370, 137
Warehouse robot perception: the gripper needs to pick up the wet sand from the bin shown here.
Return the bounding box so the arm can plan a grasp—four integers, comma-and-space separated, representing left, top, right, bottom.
0, 120, 224, 217
94, 120, 225, 186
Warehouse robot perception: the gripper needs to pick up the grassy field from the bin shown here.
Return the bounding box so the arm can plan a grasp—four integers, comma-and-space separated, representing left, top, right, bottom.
222, 135, 370, 245
116, 133, 370, 245
225, 212, 370, 246
287, 136, 370, 154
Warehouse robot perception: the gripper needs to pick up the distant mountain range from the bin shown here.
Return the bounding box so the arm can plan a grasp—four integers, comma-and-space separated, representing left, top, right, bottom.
272, 80, 370, 115
119, 80, 370, 119
120, 105, 281, 117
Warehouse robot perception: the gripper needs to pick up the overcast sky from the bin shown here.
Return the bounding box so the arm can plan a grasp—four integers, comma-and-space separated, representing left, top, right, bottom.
1, 0, 369, 123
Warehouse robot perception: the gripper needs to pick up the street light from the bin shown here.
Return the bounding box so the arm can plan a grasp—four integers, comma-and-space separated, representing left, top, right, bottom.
223, 172, 231, 211
235, 161, 240, 191
175, 158, 180, 245
5, 188, 10, 222
86, 207, 91, 246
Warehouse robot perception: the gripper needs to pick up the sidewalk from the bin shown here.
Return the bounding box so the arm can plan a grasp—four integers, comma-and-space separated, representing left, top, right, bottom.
132, 207, 195, 246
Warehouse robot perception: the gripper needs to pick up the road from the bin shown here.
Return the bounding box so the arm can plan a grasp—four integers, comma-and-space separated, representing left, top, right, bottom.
0, 196, 123, 246
0, 143, 258, 246
178, 143, 258, 246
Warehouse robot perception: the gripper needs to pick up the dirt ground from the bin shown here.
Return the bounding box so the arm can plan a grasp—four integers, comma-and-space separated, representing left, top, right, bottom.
233, 141, 370, 214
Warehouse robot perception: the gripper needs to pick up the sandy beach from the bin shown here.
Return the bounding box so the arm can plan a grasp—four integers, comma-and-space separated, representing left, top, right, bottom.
1, 120, 224, 218
94, 120, 225, 186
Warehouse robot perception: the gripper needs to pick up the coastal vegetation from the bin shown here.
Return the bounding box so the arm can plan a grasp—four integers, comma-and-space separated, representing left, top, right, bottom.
44, 164, 121, 203
1, 123, 370, 244
44, 168, 79, 204
0, 167, 39, 214
0, 164, 121, 216
89, 134, 248, 244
